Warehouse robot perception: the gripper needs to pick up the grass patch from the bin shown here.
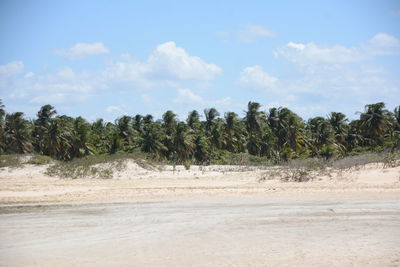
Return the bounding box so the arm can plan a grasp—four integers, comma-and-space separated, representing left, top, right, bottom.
211, 152, 272, 166
26, 154, 52, 165
0, 154, 23, 168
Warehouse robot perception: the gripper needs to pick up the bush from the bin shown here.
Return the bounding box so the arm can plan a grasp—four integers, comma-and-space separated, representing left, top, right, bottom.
26, 155, 52, 165
0, 154, 23, 168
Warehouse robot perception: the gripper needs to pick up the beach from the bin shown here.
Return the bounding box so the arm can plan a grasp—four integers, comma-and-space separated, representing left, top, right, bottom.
0, 162, 399, 266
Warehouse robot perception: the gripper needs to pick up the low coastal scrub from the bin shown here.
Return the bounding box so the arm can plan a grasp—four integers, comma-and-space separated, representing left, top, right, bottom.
258, 151, 400, 183
45, 151, 154, 179
0, 154, 52, 168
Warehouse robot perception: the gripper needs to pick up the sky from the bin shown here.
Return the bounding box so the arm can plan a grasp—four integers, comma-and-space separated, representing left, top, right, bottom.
0, 0, 399, 122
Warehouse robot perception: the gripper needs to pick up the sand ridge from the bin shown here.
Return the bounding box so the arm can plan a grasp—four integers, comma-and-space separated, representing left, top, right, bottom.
0, 161, 399, 204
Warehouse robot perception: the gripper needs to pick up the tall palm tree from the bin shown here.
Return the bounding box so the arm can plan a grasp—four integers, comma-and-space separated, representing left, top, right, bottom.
391, 106, 400, 149
90, 119, 108, 154
359, 102, 391, 146
307, 117, 334, 149
115, 115, 138, 151
5, 112, 33, 154
173, 122, 195, 161
268, 107, 305, 158
140, 122, 167, 159
47, 116, 73, 160
245, 101, 263, 133
186, 110, 201, 129
133, 114, 143, 133
71, 117, 95, 158
224, 112, 246, 153
162, 110, 177, 158
0, 99, 5, 122
328, 112, 348, 144
33, 105, 57, 155
204, 108, 219, 133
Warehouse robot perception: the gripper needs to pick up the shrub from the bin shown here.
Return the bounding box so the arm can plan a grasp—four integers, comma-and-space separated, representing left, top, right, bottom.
0, 154, 23, 168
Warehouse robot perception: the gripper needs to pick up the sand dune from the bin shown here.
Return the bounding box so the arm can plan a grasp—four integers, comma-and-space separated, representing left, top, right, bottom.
0, 161, 399, 204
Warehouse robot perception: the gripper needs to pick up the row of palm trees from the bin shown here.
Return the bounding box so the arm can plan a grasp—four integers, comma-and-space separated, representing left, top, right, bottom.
0, 99, 399, 163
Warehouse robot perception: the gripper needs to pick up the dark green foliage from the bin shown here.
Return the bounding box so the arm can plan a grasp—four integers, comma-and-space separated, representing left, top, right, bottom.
0, 99, 398, 165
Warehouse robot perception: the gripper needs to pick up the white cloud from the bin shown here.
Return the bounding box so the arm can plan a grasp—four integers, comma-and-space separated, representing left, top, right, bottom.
147, 42, 221, 80
367, 33, 400, 56
217, 24, 274, 43
55, 42, 109, 60
0, 61, 25, 93
239, 34, 400, 118
276, 42, 364, 65
105, 105, 126, 113
24, 72, 34, 78
237, 24, 275, 43
276, 33, 400, 66
1, 42, 222, 106
0, 61, 24, 77
173, 88, 204, 104
238, 65, 278, 91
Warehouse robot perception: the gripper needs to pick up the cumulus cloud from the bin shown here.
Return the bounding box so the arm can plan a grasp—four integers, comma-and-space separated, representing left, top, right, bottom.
55, 42, 109, 60
276, 33, 400, 66
0, 61, 24, 77
173, 88, 204, 104
367, 33, 400, 56
147, 42, 221, 80
1, 42, 222, 106
217, 24, 274, 43
238, 65, 278, 91
276, 42, 364, 65
238, 33, 400, 117
102, 42, 221, 89
0, 61, 25, 93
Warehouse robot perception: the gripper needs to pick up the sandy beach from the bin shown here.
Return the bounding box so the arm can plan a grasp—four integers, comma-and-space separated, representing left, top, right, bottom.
0, 162, 399, 266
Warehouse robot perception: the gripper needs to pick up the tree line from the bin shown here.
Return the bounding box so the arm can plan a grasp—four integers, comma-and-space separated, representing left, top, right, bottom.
0, 99, 399, 163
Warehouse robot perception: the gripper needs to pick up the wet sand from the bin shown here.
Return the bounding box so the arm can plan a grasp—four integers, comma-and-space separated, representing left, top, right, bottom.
1, 199, 400, 267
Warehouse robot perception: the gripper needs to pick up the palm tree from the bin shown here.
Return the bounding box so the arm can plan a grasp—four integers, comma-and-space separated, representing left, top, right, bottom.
328, 112, 348, 143
162, 110, 178, 158
0, 99, 5, 122
32, 105, 57, 155
391, 106, 400, 149
115, 115, 138, 151
133, 114, 143, 133
140, 122, 167, 159
224, 112, 246, 153
268, 107, 306, 159
71, 117, 95, 158
187, 110, 201, 129
204, 108, 219, 133
173, 122, 195, 161
4, 112, 33, 154
90, 119, 108, 153
359, 102, 391, 146
47, 116, 74, 160
307, 117, 334, 149
245, 101, 263, 132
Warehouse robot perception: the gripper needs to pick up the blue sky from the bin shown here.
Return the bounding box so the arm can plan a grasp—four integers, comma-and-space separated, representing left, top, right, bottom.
1, 0, 399, 121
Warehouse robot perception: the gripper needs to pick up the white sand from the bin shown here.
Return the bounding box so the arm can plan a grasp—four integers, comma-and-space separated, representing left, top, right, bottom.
0, 161, 399, 266
0, 161, 399, 204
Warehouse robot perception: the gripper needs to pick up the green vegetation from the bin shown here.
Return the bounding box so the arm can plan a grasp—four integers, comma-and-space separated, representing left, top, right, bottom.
45, 152, 154, 179
0, 154, 52, 168
0, 99, 399, 167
